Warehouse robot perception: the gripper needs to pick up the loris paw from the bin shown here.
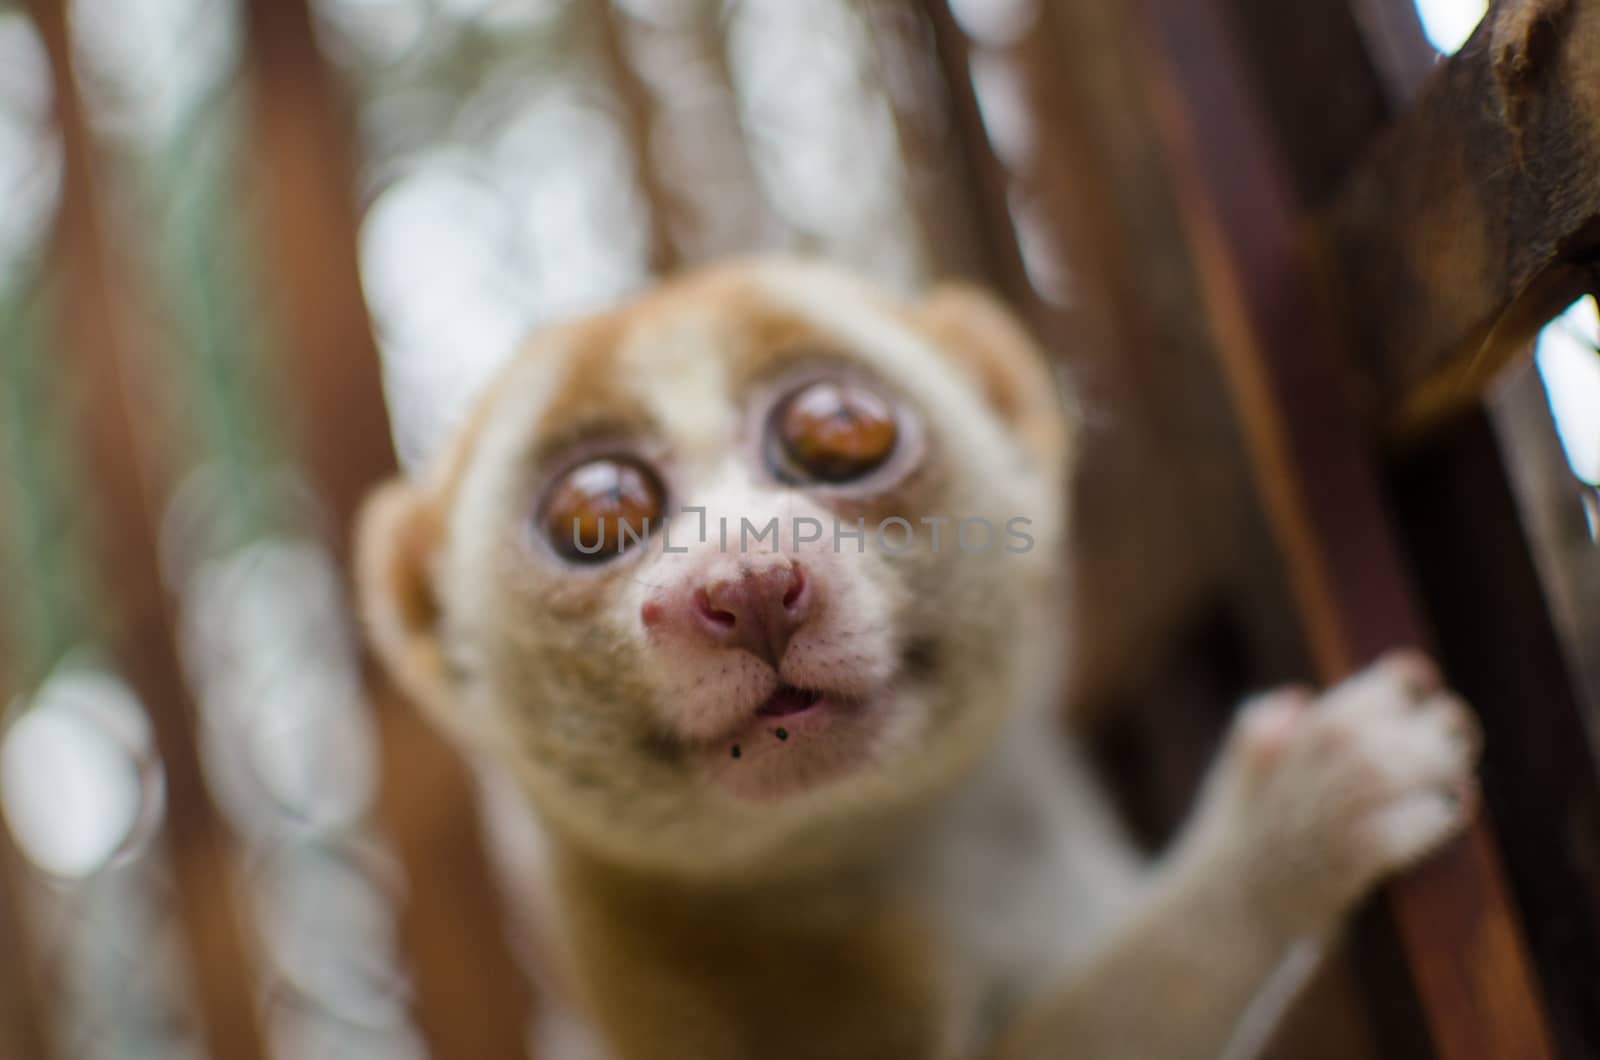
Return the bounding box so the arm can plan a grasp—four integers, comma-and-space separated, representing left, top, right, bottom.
1195, 650, 1482, 934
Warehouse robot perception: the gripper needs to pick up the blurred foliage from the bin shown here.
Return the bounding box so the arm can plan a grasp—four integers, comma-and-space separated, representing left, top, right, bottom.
0, 4, 283, 696
88, 31, 287, 555
0, 275, 99, 691
317, 0, 589, 170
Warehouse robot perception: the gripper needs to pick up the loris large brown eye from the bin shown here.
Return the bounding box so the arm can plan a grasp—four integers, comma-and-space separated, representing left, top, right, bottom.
771, 380, 898, 483
542, 458, 664, 562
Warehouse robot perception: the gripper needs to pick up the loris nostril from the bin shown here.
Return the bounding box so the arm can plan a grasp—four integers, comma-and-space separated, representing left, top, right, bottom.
691, 562, 815, 663
694, 588, 738, 629
782, 563, 806, 611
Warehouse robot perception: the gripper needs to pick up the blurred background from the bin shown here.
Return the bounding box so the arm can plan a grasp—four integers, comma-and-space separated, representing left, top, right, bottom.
0, 0, 1595, 1058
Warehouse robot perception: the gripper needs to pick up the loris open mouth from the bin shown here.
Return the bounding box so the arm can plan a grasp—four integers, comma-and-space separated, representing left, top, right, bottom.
756, 684, 824, 718
702, 678, 893, 801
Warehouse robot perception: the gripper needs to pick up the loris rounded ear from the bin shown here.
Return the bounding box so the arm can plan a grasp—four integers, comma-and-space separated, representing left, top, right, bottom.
915, 284, 1070, 474
353, 478, 450, 713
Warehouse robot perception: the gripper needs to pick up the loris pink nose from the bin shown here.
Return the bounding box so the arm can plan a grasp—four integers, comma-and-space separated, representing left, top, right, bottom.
681, 561, 813, 668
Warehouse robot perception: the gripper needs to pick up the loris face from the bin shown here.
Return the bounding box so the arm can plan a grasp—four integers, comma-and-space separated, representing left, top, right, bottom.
357, 260, 1071, 878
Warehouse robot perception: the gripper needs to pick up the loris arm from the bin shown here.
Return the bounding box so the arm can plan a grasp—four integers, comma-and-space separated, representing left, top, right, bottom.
990, 652, 1480, 1060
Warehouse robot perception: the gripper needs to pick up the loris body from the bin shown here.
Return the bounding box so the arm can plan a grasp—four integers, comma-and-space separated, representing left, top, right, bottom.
357, 259, 1481, 1059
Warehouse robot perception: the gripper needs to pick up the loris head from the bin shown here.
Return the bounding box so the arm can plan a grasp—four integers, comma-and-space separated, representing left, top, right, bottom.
356, 259, 1071, 879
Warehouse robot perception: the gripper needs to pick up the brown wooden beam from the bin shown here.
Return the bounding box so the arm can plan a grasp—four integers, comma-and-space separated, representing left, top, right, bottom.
0, 667, 54, 1060
926, 10, 1395, 1055
1495, 372, 1600, 718
607, 0, 785, 264
25, 2, 269, 1057
240, 0, 399, 547
239, 2, 536, 1056
597, 0, 679, 276
922, 0, 1296, 717
1220, 0, 1395, 206
1390, 405, 1600, 1056
0, 833, 52, 1060
915, 3, 1039, 318
1130, 1, 1557, 1057
857, 0, 993, 283
0, 527, 50, 1060
1347, 0, 1441, 103
1321, 0, 1600, 436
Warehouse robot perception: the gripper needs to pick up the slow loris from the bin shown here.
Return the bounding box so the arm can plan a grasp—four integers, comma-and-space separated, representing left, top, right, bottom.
356, 259, 1480, 1059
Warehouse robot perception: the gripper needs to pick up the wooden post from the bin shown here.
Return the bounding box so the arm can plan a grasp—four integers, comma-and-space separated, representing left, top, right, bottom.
921, 0, 1284, 716
1391, 406, 1600, 1055
0, 736, 53, 1060
239, 0, 536, 1055
1131, 0, 1557, 1056
1322, 0, 1600, 435
25, 2, 269, 1057
858, 0, 995, 283
597, 0, 679, 276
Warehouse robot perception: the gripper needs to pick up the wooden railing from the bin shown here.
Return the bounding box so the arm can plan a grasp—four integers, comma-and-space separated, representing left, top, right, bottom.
0, 1, 1594, 1057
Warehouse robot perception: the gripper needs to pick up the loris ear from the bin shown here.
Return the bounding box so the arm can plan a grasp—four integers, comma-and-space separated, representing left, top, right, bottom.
354, 479, 452, 714
916, 284, 1071, 475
